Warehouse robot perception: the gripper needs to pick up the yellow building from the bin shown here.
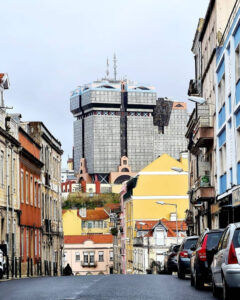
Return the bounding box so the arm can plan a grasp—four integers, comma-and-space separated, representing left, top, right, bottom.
123, 152, 189, 273
62, 208, 111, 235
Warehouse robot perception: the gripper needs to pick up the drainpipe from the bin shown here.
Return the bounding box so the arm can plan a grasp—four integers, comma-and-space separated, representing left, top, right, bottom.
11, 147, 14, 259
6, 141, 9, 252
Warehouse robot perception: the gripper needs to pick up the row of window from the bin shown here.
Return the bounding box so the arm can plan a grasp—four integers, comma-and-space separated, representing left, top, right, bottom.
20, 228, 41, 260
0, 152, 16, 189
82, 221, 108, 229
40, 145, 60, 180
20, 169, 41, 207
74, 251, 113, 262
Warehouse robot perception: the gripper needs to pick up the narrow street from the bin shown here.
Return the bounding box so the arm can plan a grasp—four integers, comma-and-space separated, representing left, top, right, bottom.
0, 274, 215, 300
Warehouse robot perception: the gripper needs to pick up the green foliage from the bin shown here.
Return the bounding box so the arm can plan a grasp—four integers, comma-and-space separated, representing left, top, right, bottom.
62, 192, 120, 209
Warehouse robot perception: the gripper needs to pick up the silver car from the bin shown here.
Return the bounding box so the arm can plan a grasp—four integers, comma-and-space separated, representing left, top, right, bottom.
211, 223, 240, 300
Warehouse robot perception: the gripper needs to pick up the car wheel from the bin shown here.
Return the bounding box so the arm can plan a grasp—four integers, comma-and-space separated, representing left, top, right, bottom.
212, 276, 220, 298
190, 272, 194, 286
222, 277, 236, 300
0, 269, 3, 279
194, 269, 204, 290
177, 268, 185, 279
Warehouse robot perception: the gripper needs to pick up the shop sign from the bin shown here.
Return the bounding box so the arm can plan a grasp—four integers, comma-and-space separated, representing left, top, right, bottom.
232, 187, 240, 207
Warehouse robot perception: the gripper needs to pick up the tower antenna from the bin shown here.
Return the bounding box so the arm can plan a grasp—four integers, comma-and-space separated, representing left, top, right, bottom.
106, 57, 109, 78
113, 53, 117, 80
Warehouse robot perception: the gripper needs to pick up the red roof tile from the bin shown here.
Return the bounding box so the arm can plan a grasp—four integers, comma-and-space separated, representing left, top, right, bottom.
64, 234, 113, 244
104, 203, 120, 210
78, 207, 109, 221
135, 220, 158, 230
136, 219, 187, 238
161, 218, 187, 231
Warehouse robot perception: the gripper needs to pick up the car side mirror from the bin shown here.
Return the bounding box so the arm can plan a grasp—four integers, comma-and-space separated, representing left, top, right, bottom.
190, 244, 196, 251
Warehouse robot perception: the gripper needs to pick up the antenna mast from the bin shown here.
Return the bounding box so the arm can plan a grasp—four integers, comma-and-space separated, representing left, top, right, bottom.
106, 57, 109, 79
113, 53, 117, 80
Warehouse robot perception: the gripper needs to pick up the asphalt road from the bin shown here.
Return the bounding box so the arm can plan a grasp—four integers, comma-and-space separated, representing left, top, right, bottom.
0, 274, 216, 300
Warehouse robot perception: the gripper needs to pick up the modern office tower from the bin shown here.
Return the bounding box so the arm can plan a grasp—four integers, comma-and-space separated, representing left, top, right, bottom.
70, 79, 187, 184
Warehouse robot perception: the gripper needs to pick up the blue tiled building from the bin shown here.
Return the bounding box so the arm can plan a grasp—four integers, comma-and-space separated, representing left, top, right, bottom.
216, 4, 240, 226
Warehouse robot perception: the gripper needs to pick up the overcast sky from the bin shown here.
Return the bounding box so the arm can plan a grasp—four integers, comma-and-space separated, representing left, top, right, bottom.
1, 0, 209, 167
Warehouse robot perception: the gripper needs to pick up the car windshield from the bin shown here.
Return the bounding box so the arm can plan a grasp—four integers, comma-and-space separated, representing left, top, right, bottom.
233, 228, 240, 248
183, 238, 198, 249
207, 232, 223, 250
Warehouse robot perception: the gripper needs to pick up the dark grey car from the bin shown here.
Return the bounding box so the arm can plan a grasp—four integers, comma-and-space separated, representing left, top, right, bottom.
177, 236, 199, 279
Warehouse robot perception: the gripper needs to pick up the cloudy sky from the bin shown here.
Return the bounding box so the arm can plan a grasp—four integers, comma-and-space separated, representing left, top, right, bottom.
1, 0, 209, 166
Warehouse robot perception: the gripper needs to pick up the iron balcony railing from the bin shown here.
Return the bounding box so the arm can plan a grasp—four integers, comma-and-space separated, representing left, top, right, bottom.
81, 261, 97, 267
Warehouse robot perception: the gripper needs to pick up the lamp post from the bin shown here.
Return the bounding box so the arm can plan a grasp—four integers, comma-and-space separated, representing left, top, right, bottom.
156, 201, 178, 244
138, 222, 149, 273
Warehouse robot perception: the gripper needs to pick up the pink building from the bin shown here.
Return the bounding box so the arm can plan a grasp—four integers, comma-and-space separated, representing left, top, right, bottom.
64, 235, 113, 275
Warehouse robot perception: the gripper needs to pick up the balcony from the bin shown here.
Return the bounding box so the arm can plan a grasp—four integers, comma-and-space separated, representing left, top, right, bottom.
193, 105, 214, 148
81, 261, 97, 268
194, 175, 215, 201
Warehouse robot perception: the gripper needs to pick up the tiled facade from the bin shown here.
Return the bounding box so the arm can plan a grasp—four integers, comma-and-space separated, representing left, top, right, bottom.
215, 3, 240, 228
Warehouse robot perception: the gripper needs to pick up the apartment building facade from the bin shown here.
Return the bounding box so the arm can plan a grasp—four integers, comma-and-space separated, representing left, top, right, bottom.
121, 153, 188, 274
70, 79, 188, 184
64, 235, 113, 275
21, 122, 63, 276
215, 1, 240, 227
0, 74, 21, 273
19, 126, 43, 275
186, 0, 236, 235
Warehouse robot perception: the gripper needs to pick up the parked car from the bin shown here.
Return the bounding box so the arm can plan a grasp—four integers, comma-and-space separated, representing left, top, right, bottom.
164, 244, 180, 274
177, 236, 199, 279
0, 244, 7, 279
190, 229, 224, 289
211, 223, 240, 300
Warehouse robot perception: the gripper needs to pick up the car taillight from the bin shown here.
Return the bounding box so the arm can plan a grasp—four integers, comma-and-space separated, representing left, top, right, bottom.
228, 242, 238, 265
197, 235, 207, 262
180, 251, 188, 258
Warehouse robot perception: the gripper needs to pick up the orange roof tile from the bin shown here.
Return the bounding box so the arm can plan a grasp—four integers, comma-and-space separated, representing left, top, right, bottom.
64, 234, 113, 244
104, 203, 120, 210
161, 218, 187, 231
135, 220, 158, 231
136, 219, 187, 238
79, 207, 109, 221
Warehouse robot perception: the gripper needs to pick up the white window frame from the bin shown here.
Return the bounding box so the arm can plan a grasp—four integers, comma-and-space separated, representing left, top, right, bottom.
26, 172, 29, 204
30, 175, 33, 205
21, 169, 24, 203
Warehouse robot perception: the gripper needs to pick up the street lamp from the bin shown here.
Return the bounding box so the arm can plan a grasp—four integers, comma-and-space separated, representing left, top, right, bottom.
171, 167, 183, 173
156, 201, 178, 244
188, 96, 206, 105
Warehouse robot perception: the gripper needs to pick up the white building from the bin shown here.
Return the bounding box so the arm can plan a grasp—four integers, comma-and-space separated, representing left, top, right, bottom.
132, 219, 187, 274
